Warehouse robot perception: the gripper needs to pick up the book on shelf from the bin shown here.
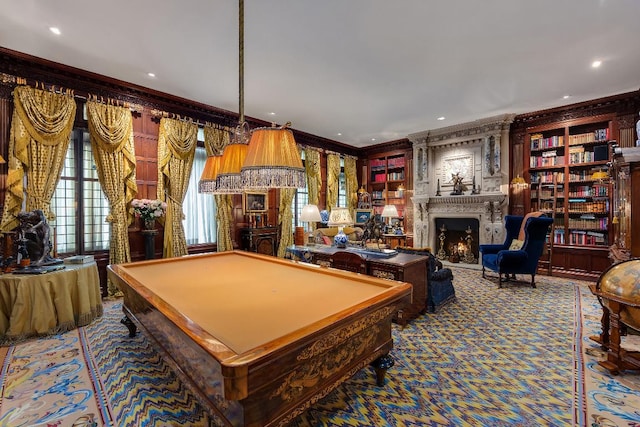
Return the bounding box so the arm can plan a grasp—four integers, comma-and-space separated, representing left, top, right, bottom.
64, 255, 95, 264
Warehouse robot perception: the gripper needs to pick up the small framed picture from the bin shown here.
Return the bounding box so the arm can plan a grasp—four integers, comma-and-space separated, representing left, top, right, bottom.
244, 192, 268, 213
354, 209, 374, 226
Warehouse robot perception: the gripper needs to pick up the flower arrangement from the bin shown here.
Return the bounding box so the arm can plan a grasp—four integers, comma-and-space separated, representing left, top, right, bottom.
131, 199, 167, 223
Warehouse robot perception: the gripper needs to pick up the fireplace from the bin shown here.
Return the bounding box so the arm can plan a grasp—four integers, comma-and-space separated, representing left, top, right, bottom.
435, 217, 479, 264
408, 114, 515, 259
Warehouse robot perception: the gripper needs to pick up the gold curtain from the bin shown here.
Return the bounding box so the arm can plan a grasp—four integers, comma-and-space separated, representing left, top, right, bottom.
326, 152, 340, 210
0, 86, 76, 231
344, 155, 358, 211
157, 118, 197, 258
86, 101, 137, 296
304, 147, 322, 205
214, 195, 234, 251
203, 125, 233, 252
277, 188, 296, 258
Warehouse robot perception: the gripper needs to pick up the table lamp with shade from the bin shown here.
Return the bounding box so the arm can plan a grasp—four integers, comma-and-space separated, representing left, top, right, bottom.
328, 207, 353, 248
300, 204, 322, 246
381, 204, 399, 233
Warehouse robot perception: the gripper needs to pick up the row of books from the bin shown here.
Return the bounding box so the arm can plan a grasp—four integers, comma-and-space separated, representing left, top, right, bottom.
530, 172, 564, 183
568, 185, 609, 197
567, 199, 609, 213
369, 157, 405, 170
567, 230, 607, 245
371, 190, 404, 199
567, 128, 609, 145
567, 217, 608, 230
530, 155, 564, 168
568, 151, 597, 164
371, 172, 405, 182
530, 134, 564, 150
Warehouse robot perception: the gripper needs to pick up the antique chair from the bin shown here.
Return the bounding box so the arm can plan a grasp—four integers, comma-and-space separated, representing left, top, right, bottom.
395, 247, 456, 313
480, 215, 553, 288
329, 251, 367, 274
478, 214, 524, 257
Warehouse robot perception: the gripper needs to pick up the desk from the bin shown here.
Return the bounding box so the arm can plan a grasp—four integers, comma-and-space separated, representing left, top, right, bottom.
108, 251, 411, 427
286, 245, 428, 325
0, 262, 102, 344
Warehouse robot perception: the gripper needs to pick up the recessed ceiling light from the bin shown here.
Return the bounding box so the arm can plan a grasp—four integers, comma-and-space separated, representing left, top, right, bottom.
49, 27, 61, 35
268, 112, 276, 116
563, 95, 571, 99
371, 138, 376, 141
337, 132, 342, 136
591, 60, 602, 68
147, 72, 156, 78
437, 116, 445, 121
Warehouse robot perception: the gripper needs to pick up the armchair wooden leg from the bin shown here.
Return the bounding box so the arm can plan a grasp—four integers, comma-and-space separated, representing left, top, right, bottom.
498, 272, 503, 288
482, 266, 486, 278
530, 275, 536, 288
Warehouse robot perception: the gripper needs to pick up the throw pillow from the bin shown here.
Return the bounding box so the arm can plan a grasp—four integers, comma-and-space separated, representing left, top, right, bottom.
322, 236, 332, 245
509, 239, 524, 250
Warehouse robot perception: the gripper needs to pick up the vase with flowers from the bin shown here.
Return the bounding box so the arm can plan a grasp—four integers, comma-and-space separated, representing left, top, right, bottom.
132, 198, 167, 230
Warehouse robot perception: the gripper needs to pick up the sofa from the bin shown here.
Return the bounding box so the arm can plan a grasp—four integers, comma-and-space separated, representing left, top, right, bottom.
395, 246, 456, 313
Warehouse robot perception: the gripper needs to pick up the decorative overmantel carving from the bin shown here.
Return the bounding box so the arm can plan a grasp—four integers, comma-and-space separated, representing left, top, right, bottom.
408, 114, 517, 148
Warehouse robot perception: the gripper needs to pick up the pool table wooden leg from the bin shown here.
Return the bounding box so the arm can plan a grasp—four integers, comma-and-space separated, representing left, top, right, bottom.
371, 354, 394, 386
121, 315, 137, 338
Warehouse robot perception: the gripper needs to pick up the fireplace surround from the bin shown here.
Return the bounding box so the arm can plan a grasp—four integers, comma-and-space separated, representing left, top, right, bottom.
408, 114, 515, 254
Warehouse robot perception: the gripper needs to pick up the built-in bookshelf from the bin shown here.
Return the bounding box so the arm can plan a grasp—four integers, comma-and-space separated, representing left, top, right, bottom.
368, 152, 407, 217
524, 115, 615, 279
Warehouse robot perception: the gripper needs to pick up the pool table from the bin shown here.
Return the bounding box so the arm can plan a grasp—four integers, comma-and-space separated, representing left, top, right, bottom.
107, 250, 411, 427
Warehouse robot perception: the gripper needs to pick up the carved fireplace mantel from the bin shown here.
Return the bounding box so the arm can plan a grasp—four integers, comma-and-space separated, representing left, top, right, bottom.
409, 114, 515, 252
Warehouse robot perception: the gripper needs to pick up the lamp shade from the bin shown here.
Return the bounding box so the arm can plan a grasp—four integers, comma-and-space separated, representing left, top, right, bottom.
198, 155, 222, 193
381, 204, 399, 218
510, 174, 527, 187
300, 204, 322, 222
591, 170, 609, 181
328, 207, 353, 226
241, 127, 305, 189
216, 142, 248, 193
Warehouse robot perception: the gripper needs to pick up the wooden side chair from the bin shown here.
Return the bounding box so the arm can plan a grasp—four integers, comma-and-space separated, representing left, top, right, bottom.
329, 251, 367, 274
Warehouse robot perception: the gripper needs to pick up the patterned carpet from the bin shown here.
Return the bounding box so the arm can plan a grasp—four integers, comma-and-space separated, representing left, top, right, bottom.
1, 267, 639, 426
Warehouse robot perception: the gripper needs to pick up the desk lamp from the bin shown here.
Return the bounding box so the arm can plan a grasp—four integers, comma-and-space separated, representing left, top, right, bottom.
328, 207, 353, 248
300, 204, 322, 246
381, 204, 399, 233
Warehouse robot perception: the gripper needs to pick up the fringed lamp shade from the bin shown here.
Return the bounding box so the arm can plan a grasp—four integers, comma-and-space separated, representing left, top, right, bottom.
216, 142, 248, 193
198, 155, 222, 193
241, 127, 305, 189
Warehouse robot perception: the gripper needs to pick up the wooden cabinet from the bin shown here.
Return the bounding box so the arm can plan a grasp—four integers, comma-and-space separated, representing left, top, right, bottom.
610, 147, 640, 262
239, 227, 279, 256
524, 115, 615, 279
368, 151, 408, 219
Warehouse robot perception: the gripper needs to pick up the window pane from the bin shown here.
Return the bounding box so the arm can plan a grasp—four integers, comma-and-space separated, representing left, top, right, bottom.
82, 132, 110, 251
50, 135, 77, 254
184, 147, 217, 244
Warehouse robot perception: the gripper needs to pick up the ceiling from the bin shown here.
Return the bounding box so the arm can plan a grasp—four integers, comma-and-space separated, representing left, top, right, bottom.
1, 0, 639, 148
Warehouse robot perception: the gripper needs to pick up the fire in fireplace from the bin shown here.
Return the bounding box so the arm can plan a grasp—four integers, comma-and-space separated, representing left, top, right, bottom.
435, 218, 479, 264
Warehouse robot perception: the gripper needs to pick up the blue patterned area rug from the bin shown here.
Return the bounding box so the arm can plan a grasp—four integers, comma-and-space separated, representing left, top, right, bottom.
1, 268, 639, 426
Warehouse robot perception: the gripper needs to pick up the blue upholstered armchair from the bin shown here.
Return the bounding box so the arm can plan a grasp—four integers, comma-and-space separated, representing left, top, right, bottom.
478, 215, 524, 256
480, 215, 553, 288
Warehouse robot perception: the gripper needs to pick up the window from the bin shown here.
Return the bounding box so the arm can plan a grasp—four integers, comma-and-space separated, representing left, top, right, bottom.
51, 129, 110, 255
338, 157, 346, 208
292, 151, 310, 231
183, 146, 217, 244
